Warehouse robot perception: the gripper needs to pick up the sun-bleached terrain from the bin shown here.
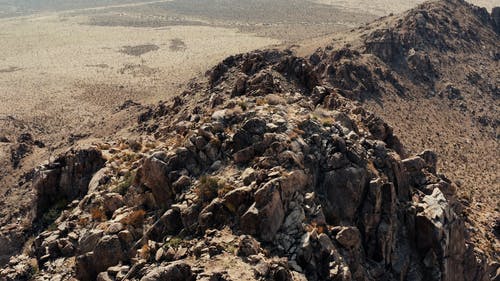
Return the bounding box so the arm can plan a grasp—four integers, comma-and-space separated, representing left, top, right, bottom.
0, 12, 279, 143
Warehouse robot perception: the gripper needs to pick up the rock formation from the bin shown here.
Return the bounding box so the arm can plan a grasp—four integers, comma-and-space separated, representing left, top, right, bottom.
1, 0, 498, 280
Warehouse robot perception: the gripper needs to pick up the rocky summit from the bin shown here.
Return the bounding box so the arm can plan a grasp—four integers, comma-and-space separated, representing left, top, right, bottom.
0, 0, 499, 281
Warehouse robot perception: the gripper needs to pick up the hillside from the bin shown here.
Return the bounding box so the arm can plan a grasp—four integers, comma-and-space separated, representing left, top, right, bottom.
0, 0, 499, 280
299, 0, 500, 261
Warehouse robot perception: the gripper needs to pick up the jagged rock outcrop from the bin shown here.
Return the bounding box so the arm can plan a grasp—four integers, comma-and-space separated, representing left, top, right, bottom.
310, 1, 499, 271
32, 147, 105, 221
1, 46, 490, 280
0, 147, 105, 268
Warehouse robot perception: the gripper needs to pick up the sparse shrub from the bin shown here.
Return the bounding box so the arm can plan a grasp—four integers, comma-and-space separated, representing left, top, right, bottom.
121, 152, 138, 162
164, 237, 184, 249
39, 199, 68, 228
26, 261, 39, 279
144, 141, 157, 149
287, 128, 304, 140
293, 128, 305, 135
226, 107, 243, 119
217, 181, 233, 197
256, 98, 266, 106
196, 176, 225, 203
22, 237, 36, 256
221, 242, 237, 254
98, 143, 111, 150
47, 223, 58, 232
305, 222, 326, 234
321, 117, 334, 127
139, 243, 151, 260
265, 94, 285, 105
238, 101, 248, 111
77, 217, 90, 226
128, 140, 142, 152
122, 209, 146, 228
113, 170, 135, 195
41, 208, 60, 227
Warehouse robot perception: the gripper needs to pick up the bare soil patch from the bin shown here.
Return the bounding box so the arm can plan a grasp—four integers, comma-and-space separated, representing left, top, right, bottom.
169, 38, 187, 51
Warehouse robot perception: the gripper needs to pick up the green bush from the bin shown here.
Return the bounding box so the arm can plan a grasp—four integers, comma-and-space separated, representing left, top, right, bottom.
196, 176, 220, 203
113, 170, 135, 195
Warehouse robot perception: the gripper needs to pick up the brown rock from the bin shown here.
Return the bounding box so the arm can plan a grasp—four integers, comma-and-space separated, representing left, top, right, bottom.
236, 235, 260, 257
233, 147, 255, 164
136, 155, 173, 209
335, 227, 361, 249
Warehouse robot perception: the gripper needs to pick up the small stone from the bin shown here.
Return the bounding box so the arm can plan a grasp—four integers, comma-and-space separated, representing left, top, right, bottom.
243, 118, 267, 135
140, 263, 195, 281
155, 247, 165, 262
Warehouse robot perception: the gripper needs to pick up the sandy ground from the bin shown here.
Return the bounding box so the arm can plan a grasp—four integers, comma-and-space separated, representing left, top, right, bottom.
0, 0, 377, 147
0, 12, 279, 145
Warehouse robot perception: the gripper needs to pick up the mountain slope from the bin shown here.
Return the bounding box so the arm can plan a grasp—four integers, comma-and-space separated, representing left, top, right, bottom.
1, 0, 499, 280
302, 0, 499, 262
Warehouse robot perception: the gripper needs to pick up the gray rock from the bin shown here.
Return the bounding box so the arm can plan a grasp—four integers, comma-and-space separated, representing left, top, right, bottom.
223, 186, 253, 213
146, 208, 183, 242
136, 156, 173, 209
33, 147, 105, 220
233, 147, 254, 164
320, 166, 367, 223
493, 7, 500, 34
253, 182, 285, 241
243, 118, 267, 135
280, 170, 309, 202
92, 235, 126, 275
140, 262, 195, 281
78, 229, 104, 254
102, 193, 124, 217
241, 167, 256, 185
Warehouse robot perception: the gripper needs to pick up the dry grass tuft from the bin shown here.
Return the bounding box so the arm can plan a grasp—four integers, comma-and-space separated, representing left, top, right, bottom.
139, 243, 151, 259
122, 209, 146, 228
90, 207, 107, 222
196, 176, 233, 203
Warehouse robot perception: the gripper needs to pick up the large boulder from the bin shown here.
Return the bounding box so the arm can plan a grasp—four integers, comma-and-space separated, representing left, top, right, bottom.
33, 147, 105, 220
241, 180, 285, 241
416, 188, 468, 281
320, 166, 368, 223
76, 235, 127, 281
140, 263, 195, 281
146, 208, 183, 241
136, 155, 174, 209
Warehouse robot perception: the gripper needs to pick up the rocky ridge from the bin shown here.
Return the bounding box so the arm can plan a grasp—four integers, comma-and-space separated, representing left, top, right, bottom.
304, 0, 499, 263
1, 0, 499, 280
